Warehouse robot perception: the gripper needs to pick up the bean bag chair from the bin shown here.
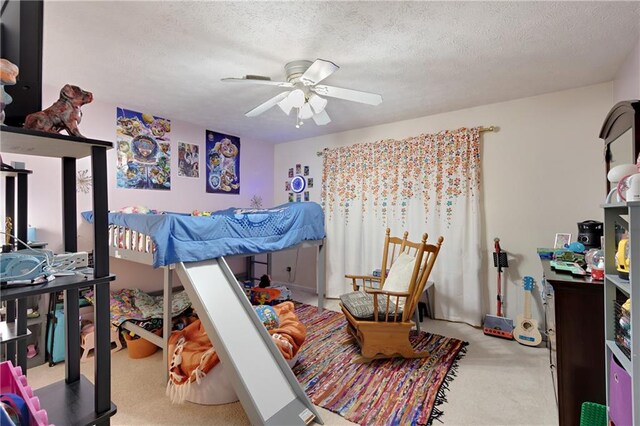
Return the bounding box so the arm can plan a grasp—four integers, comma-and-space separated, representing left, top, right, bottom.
166, 301, 305, 405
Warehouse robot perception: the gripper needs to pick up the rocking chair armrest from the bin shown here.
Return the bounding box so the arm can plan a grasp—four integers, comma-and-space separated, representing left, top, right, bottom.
344, 274, 381, 281
345, 274, 381, 291
364, 288, 410, 297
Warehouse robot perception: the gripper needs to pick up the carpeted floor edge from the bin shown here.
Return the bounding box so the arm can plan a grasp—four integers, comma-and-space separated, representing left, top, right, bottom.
426, 341, 469, 425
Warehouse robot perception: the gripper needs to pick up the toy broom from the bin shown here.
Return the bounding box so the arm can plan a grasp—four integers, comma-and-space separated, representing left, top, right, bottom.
483, 238, 514, 339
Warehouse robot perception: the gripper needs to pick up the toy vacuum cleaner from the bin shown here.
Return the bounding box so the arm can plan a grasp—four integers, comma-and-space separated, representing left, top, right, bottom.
483, 238, 514, 339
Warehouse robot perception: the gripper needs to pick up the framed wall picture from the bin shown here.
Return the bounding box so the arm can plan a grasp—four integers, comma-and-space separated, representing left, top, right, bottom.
205, 130, 240, 194
554, 233, 572, 249
116, 107, 171, 190
177, 142, 199, 178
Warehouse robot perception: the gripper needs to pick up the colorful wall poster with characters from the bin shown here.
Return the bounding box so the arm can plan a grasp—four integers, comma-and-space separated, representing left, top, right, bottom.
205, 130, 240, 194
116, 107, 171, 190
178, 142, 199, 178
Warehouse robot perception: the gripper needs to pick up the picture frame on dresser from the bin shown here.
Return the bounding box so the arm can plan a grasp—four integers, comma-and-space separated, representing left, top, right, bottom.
554, 233, 571, 249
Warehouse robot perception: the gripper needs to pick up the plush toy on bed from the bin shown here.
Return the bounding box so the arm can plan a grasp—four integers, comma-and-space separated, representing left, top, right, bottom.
117, 205, 152, 214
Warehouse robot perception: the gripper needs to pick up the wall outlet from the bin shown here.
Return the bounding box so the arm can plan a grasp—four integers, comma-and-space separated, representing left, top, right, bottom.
53, 251, 89, 270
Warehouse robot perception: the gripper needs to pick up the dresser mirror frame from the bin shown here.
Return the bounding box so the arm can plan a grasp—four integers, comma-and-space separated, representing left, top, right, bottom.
599, 100, 640, 194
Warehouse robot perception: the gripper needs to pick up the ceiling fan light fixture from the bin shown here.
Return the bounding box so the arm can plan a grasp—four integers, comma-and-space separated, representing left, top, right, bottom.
223, 58, 381, 127
308, 94, 327, 114
277, 97, 293, 115
298, 102, 314, 120
288, 89, 306, 108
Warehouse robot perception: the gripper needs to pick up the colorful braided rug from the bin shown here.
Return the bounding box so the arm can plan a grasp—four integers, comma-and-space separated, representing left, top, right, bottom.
293, 303, 468, 426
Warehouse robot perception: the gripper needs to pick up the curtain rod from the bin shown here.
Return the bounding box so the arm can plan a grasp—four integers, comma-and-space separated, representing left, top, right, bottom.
316, 125, 497, 156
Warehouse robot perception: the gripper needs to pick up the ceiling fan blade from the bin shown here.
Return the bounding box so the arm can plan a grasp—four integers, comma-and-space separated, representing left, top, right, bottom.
299, 59, 339, 86
245, 91, 291, 117
312, 109, 331, 126
222, 76, 294, 88
312, 85, 382, 105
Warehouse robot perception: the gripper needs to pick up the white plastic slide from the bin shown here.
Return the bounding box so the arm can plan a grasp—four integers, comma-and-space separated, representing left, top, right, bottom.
175, 258, 323, 426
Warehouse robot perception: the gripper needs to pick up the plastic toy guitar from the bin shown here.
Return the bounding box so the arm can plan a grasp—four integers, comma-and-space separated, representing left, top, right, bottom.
513, 276, 542, 347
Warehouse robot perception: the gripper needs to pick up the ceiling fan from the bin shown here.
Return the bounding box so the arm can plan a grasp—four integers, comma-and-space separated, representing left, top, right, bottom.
221, 59, 382, 127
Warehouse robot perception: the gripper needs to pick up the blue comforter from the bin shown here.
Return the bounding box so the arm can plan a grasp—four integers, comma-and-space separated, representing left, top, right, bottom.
82, 202, 325, 267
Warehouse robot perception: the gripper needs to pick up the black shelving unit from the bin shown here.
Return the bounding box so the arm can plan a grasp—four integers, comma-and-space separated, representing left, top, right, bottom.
0, 125, 117, 425
2, 167, 32, 250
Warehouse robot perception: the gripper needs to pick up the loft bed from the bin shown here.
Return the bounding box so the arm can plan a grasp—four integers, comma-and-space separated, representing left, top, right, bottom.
82, 202, 326, 380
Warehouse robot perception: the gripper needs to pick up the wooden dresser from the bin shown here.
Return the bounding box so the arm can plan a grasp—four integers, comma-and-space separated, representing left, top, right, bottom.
542, 260, 605, 426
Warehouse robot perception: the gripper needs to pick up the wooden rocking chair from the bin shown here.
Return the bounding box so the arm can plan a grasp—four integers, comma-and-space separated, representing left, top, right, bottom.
339, 228, 444, 362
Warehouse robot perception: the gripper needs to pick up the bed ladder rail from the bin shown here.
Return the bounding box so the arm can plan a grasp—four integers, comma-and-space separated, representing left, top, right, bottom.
175, 258, 323, 426
245, 252, 272, 283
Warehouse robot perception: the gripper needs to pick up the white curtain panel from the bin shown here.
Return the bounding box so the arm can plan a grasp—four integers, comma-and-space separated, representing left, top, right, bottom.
322, 128, 482, 326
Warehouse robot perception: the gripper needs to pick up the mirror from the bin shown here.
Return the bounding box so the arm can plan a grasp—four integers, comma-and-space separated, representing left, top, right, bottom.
600, 101, 640, 193
608, 129, 634, 170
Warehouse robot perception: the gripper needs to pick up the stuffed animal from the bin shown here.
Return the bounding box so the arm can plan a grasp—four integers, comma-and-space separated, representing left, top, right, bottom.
0, 58, 19, 124
24, 84, 93, 137
259, 274, 271, 288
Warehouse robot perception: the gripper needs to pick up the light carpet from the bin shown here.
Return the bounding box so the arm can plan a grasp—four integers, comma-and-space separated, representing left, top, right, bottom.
293, 303, 468, 426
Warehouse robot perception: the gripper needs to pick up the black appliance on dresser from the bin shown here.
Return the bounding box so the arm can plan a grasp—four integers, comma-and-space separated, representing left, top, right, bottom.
577, 220, 603, 249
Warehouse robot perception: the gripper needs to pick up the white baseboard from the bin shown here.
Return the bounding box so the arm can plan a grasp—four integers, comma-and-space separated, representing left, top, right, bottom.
275, 281, 316, 294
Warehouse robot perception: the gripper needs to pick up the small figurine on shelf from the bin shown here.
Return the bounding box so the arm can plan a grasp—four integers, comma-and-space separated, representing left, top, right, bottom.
0, 58, 19, 124
23, 84, 93, 137
3, 217, 13, 253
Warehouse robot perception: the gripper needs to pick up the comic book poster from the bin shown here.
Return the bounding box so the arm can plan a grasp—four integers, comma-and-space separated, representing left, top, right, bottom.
178, 142, 199, 178
116, 107, 171, 190
205, 130, 240, 194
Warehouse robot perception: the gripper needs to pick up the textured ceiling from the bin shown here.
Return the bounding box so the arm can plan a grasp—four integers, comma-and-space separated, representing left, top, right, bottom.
42, 1, 640, 143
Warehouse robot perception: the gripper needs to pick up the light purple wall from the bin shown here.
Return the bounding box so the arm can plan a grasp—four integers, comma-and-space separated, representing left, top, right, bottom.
4, 84, 274, 292
614, 36, 640, 102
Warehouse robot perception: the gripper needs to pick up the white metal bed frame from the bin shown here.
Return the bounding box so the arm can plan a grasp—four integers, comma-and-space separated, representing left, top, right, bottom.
107, 224, 326, 380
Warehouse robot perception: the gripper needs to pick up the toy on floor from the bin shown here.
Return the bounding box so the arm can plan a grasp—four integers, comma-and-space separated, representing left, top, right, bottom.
250, 287, 281, 305
80, 320, 123, 362
258, 274, 271, 288
483, 238, 514, 340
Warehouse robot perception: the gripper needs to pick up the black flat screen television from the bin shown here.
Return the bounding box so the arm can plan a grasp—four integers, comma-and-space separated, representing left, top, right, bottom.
1, 0, 43, 127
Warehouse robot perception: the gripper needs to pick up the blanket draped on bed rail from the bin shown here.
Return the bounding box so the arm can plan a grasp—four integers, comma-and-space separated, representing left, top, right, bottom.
82, 202, 325, 267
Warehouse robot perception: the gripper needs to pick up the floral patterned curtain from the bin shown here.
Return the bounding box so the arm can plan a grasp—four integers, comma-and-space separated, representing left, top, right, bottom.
322, 127, 483, 325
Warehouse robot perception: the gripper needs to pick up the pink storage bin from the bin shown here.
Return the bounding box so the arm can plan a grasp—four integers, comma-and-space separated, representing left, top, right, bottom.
0, 361, 50, 426
609, 353, 632, 426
